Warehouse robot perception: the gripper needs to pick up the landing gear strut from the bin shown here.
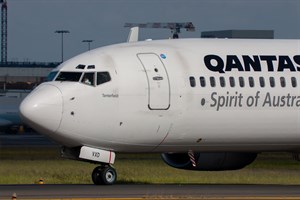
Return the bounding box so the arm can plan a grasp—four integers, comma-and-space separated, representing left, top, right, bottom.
92, 165, 117, 185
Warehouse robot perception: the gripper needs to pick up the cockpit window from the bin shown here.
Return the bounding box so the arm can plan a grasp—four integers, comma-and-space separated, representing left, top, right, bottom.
81, 72, 95, 86
76, 64, 85, 69
87, 65, 95, 69
97, 72, 111, 85
47, 71, 59, 81
54, 71, 110, 85
55, 72, 82, 82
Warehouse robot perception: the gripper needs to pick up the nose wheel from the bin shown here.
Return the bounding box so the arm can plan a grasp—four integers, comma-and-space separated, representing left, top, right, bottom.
92, 165, 117, 185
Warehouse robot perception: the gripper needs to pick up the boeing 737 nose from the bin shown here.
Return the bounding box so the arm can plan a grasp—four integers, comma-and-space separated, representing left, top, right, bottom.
19, 84, 63, 134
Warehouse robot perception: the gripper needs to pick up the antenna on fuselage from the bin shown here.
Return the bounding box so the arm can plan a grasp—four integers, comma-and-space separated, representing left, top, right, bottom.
124, 22, 195, 39
127, 27, 139, 43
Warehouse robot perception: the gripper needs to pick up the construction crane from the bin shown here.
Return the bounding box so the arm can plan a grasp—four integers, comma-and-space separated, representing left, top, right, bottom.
0, 0, 7, 63
124, 22, 195, 39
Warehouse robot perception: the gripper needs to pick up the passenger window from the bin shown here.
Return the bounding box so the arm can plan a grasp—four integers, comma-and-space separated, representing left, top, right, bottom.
220, 77, 226, 87
259, 77, 265, 87
239, 77, 245, 87
200, 77, 206, 87
249, 77, 254, 87
269, 77, 275, 88
97, 72, 111, 85
229, 77, 235, 87
210, 77, 216, 87
291, 77, 297, 87
189, 76, 196, 87
81, 72, 95, 86
280, 77, 286, 87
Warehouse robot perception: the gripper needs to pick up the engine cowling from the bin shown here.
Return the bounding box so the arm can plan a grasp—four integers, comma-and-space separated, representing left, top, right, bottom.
161, 152, 257, 171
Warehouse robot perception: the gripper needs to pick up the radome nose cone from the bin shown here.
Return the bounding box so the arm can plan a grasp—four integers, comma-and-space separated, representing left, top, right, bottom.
20, 84, 63, 133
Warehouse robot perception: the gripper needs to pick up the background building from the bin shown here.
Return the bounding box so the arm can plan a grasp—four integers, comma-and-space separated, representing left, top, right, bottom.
0, 62, 59, 91
201, 30, 274, 39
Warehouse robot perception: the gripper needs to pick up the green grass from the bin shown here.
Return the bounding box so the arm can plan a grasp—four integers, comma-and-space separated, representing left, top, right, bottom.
116, 153, 300, 184
1, 147, 300, 184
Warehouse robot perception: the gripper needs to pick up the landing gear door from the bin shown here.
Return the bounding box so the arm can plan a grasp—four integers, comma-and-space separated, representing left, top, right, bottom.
137, 53, 170, 110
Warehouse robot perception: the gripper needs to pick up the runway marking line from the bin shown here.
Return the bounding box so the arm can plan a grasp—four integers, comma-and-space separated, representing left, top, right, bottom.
18, 197, 300, 200
18, 198, 144, 200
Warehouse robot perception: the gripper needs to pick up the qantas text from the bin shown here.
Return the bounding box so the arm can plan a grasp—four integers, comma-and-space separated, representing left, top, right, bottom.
204, 55, 300, 73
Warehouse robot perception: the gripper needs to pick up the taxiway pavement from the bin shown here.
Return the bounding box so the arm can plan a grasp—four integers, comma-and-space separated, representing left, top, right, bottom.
1, 184, 300, 199
0, 134, 56, 147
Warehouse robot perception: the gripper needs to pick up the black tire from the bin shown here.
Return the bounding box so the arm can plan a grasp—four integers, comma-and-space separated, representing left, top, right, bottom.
102, 166, 117, 185
92, 166, 103, 185
92, 166, 117, 185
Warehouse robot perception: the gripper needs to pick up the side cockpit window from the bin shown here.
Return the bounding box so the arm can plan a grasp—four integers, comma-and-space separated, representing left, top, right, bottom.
97, 72, 111, 85
81, 72, 111, 86
55, 72, 82, 82
81, 72, 95, 86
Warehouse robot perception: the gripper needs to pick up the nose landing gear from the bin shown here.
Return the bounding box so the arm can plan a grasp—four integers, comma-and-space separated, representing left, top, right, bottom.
92, 165, 117, 185
61, 146, 117, 185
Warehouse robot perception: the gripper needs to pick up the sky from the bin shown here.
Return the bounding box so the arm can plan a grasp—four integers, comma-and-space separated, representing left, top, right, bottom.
6, 0, 300, 62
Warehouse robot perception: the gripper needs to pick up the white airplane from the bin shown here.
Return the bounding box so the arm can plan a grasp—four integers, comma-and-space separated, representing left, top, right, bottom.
19, 29, 300, 185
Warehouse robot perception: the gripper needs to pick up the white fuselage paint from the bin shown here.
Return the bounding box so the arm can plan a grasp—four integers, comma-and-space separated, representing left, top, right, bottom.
20, 39, 300, 153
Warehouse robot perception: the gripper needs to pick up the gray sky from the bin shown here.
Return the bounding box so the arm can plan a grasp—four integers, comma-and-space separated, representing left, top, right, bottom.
6, 0, 300, 62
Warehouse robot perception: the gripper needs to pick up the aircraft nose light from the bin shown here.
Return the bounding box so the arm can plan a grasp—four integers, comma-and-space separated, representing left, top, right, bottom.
19, 84, 63, 133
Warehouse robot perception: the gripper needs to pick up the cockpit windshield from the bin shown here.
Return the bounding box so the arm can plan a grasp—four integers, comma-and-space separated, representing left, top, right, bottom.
55, 72, 82, 82
53, 70, 111, 86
